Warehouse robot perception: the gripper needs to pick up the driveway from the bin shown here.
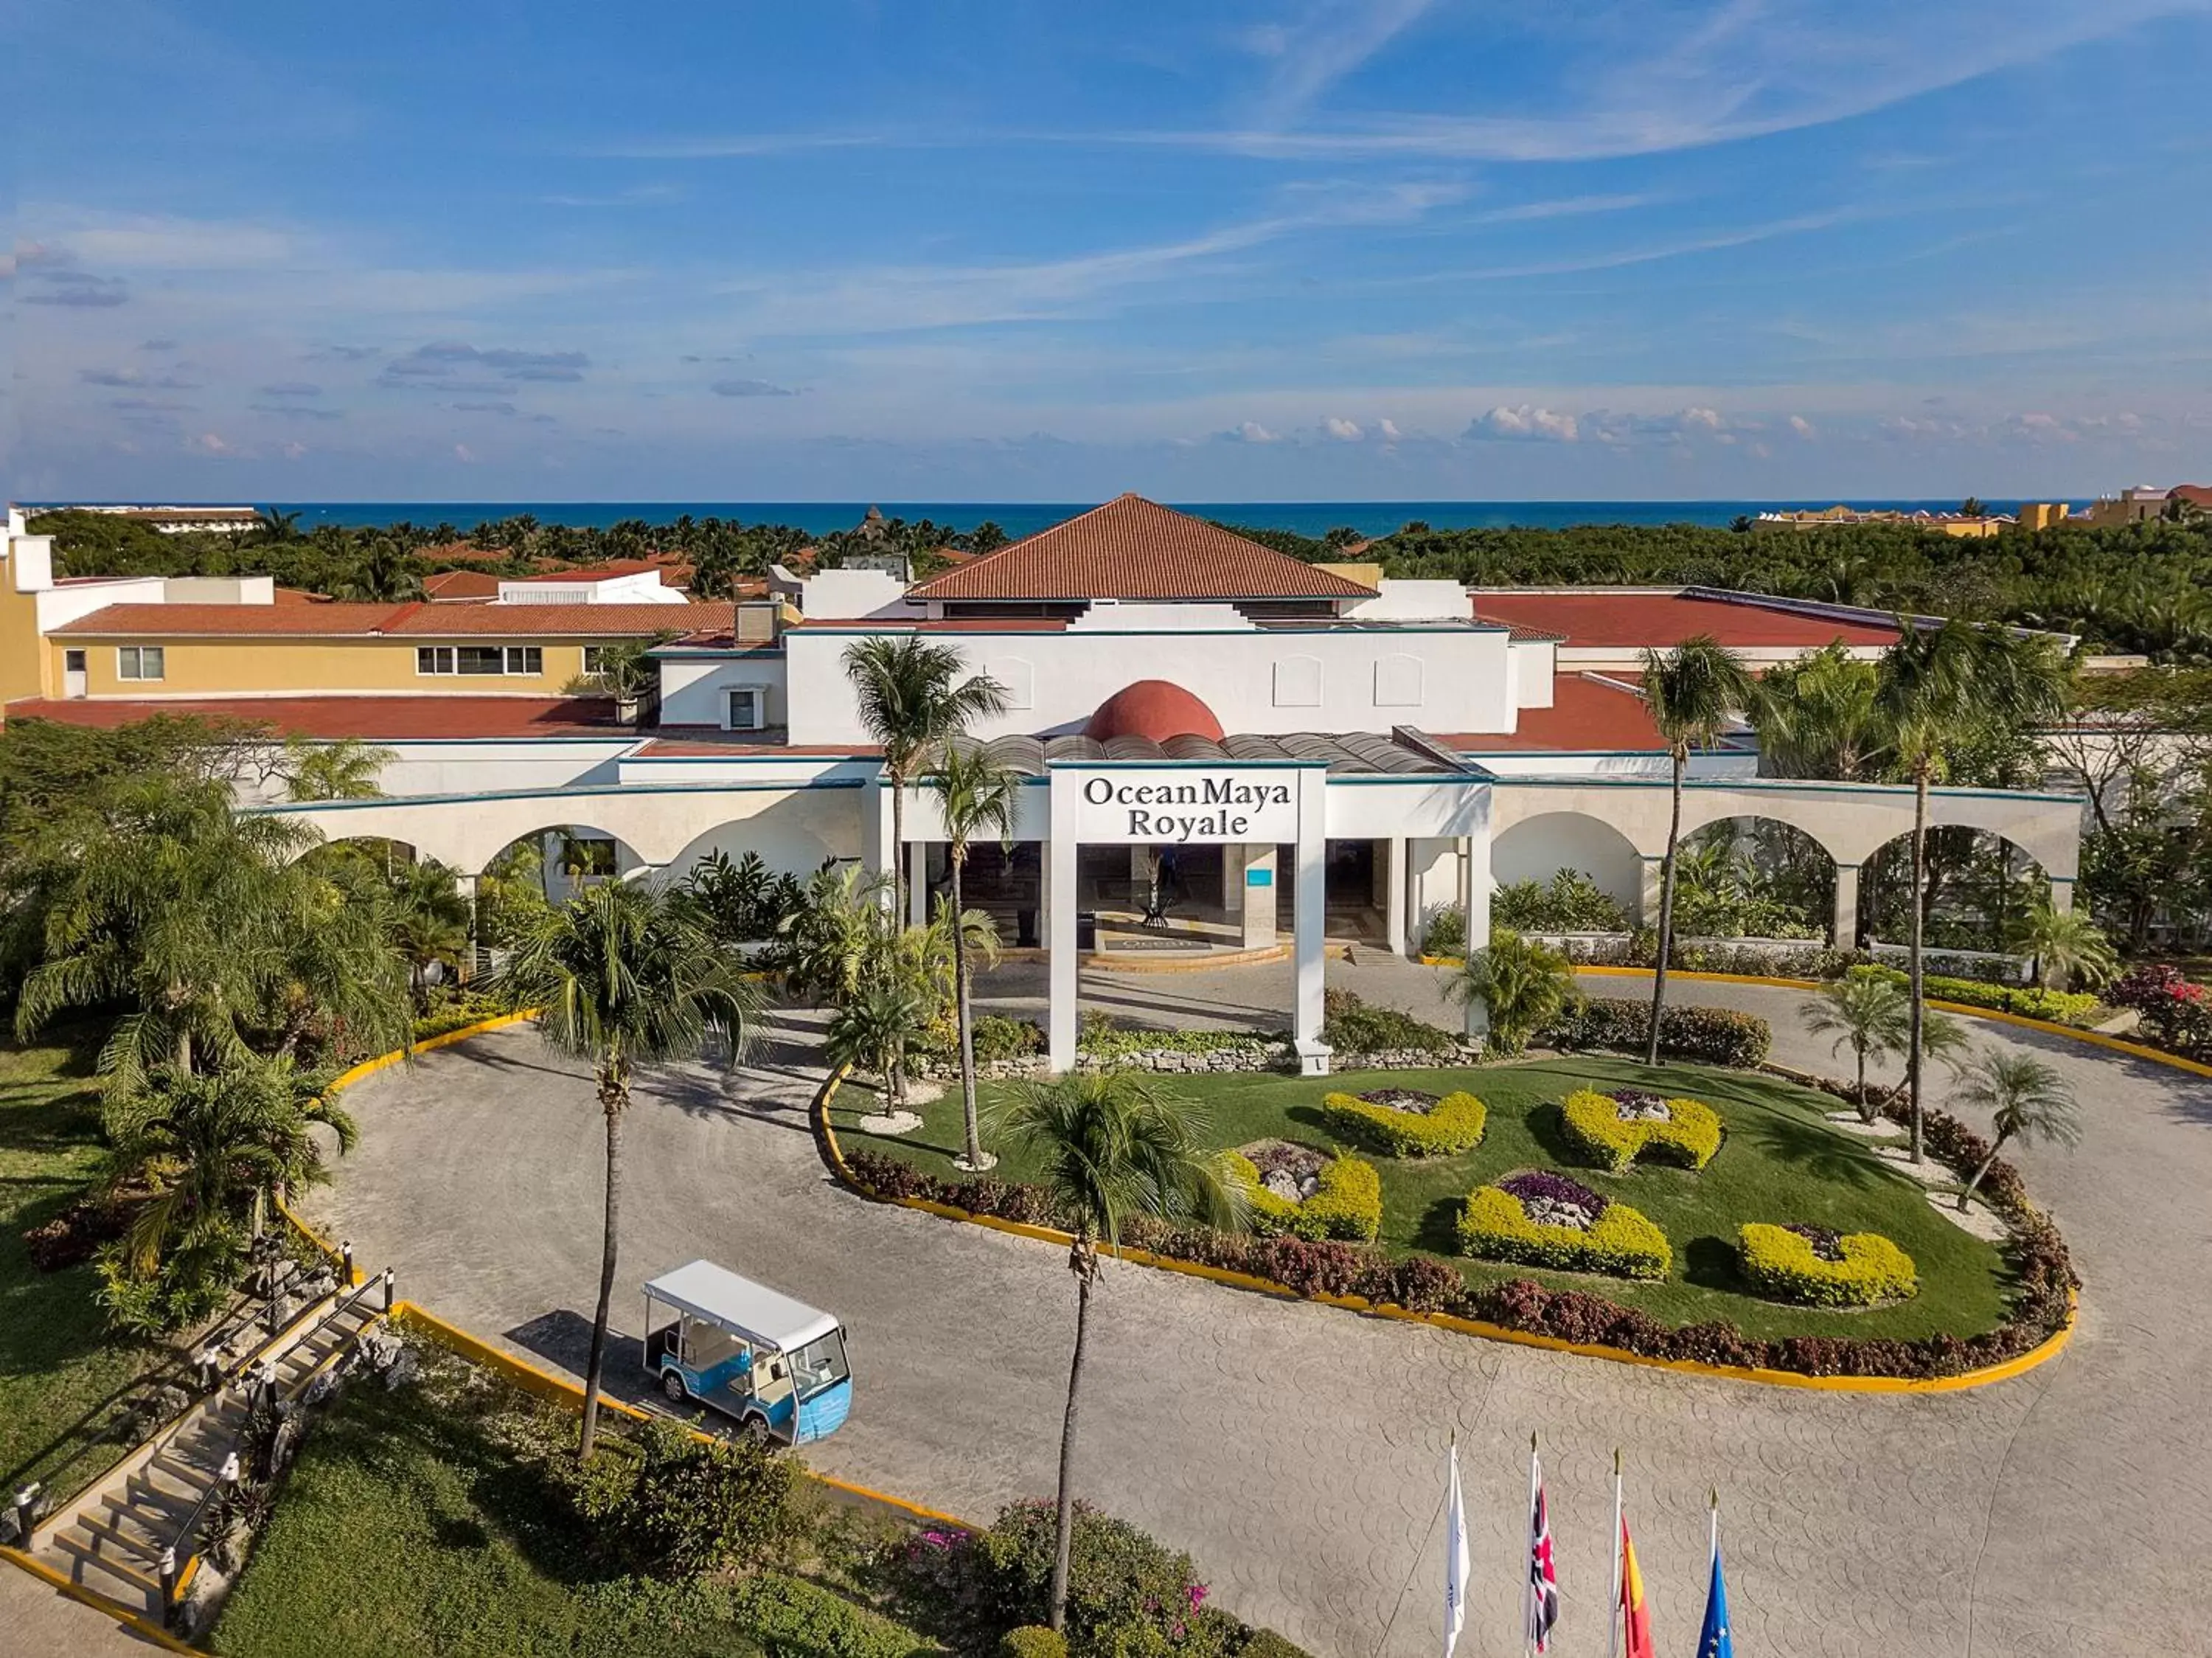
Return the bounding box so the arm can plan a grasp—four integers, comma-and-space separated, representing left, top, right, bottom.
311, 962, 2212, 1657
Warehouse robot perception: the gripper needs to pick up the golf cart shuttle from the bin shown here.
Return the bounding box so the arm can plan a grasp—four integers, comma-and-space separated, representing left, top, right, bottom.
641, 1259, 852, 1445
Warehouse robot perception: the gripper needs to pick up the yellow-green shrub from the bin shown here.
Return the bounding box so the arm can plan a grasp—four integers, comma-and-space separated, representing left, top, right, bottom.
1736, 1223, 1919, 1308
1000, 1628, 1069, 1658
1318, 1090, 1486, 1156
1225, 1152, 1383, 1243
1559, 1089, 1723, 1173
1455, 1185, 1671, 1280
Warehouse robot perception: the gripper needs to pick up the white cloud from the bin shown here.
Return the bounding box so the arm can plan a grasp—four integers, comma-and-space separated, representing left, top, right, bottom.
1680, 406, 1723, 430
1378, 418, 1402, 442
1249, 0, 1441, 120
1230, 420, 1283, 443
1470, 404, 1579, 443
454, 443, 479, 463
1788, 414, 1818, 438
192, 431, 230, 454
1324, 416, 1363, 440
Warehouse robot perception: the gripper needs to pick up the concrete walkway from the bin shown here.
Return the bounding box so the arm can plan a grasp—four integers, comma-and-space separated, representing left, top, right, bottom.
312, 962, 2212, 1657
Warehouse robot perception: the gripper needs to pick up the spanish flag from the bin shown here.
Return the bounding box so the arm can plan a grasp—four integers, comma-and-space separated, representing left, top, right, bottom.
1617, 1515, 1655, 1658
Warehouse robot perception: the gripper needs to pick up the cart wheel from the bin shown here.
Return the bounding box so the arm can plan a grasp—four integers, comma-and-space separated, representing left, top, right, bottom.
740, 1415, 771, 1447
661, 1371, 688, 1405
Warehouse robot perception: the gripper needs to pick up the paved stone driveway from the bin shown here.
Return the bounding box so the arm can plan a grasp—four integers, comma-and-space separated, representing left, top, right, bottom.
313, 962, 2212, 1657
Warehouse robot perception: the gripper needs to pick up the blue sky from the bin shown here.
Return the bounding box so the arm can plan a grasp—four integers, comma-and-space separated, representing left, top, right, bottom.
11, 0, 2212, 502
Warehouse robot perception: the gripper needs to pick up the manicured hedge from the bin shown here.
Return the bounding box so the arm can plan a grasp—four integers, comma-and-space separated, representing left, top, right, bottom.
1737, 1224, 1918, 1308
1867, 968, 2099, 1025
1001, 1629, 1069, 1658
1318, 1089, 1487, 1156
1227, 1152, 1383, 1243
1455, 1184, 1672, 1280
1545, 998, 1771, 1068
728, 1573, 925, 1658
1559, 1089, 1723, 1173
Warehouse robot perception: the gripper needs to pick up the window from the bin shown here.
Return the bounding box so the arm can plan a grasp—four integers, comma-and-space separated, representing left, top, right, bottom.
583, 645, 608, 673
117, 645, 165, 681
417, 645, 542, 676
726, 687, 765, 730
789, 1330, 849, 1401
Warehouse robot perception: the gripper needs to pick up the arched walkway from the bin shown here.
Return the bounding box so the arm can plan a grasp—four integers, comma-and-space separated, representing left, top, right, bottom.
1489, 810, 1644, 915
1679, 816, 1839, 942
316, 971, 2212, 1655
1860, 826, 2053, 964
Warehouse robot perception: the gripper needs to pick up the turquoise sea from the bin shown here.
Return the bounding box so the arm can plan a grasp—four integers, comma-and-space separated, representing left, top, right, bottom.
233, 499, 2029, 538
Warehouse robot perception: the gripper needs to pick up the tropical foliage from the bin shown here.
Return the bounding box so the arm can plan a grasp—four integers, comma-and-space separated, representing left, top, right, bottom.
1558, 1089, 1723, 1172
1450, 929, 1578, 1055
1736, 1224, 1919, 1308
1947, 1050, 2082, 1212
1490, 869, 1631, 934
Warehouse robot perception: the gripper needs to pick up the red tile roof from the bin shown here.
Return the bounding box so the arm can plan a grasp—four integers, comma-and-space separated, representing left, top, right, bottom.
2173, 484, 2212, 510
49, 600, 733, 639
517, 560, 666, 584
638, 730, 880, 757
1470, 589, 1899, 650
785, 616, 1068, 634
909, 495, 1377, 603
1439, 674, 1667, 752
2, 696, 627, 739
422, 570, 501, 601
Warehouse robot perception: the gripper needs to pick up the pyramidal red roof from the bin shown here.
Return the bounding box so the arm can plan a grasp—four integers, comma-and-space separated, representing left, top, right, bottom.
910, 494, 1377, 603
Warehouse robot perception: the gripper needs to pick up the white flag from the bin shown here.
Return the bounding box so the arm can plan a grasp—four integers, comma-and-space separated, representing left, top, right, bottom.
1444, 1438, 1470, 1658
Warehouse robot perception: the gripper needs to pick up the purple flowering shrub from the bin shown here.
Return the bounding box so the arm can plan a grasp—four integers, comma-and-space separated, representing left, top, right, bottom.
1496, 1170, 1608, 1215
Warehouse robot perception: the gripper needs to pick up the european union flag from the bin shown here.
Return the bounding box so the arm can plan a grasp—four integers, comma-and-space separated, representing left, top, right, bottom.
1696, 1544, 1733, 1658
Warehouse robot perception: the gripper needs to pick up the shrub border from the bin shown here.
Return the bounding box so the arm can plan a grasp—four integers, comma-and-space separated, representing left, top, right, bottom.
813, 1064, 2075, 1395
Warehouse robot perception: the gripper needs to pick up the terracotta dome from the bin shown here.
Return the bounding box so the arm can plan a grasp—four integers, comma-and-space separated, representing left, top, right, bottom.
1085, 679, 1226, 744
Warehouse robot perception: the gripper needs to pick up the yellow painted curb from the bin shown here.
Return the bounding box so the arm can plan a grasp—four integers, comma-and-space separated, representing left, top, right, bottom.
0, 1544, 200, 1654
823, 1074, 2077, 1394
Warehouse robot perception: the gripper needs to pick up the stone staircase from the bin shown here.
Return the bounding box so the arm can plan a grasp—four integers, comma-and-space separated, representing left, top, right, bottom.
32, 1274, 389, 1626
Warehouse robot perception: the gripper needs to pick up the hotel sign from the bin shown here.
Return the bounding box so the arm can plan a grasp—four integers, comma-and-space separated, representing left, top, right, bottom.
1071, 769, 1301, 844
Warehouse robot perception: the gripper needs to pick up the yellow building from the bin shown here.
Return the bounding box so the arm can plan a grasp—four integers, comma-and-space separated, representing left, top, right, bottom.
1752, 506, 2010, 537
2016, 502, 2071, 532
41, 600, 740, 701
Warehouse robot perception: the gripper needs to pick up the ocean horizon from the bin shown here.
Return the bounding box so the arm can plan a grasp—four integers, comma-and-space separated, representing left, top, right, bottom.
38, 498, 2031, 539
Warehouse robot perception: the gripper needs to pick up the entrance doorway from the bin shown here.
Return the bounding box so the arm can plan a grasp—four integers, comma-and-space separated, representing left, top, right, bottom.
63, 649, 87, 698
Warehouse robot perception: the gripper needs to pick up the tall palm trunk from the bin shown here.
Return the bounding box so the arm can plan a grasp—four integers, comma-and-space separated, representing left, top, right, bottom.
1048, 1241, 1096, 1635
888, 771, 908, 918
1645, 745, 1687, 1065
1905, 766, 1930, 1165
580, 1076, 626, 1459
950, 850, 985, 1168
1958, 1131, 2010, 1212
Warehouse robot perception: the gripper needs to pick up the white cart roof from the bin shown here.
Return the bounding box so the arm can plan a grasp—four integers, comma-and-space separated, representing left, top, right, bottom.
643, 1260, 839, 1352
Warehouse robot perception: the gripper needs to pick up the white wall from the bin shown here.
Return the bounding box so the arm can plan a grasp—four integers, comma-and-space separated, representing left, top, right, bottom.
1489, 811, 1645, 908
657, 656, 790, 729
498, 570, 686, 605
778, 625, 1519, 743
1343, 580, 1473, 622
35, 576, 169, 631
1506, 640, 1557, 709
798, 569, 912, 620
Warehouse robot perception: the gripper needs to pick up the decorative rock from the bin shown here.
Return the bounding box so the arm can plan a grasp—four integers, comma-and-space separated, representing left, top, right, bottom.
857, 1110, 924, 1136
382, 1348, 421, 1390
1927, 1192, 2011, 1243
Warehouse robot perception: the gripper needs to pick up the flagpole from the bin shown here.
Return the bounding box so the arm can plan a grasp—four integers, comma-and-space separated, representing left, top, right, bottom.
1608, 1450, 1622, 1658
1709, 1487, 1719, 1568
1523, 1432, 1538, 1658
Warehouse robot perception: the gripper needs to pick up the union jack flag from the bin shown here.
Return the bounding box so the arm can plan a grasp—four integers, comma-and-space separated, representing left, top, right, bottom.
1526, 1451, 1561, 1652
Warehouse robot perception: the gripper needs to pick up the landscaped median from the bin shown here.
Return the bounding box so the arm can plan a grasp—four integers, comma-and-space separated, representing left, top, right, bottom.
821, 1051, 2077, 1390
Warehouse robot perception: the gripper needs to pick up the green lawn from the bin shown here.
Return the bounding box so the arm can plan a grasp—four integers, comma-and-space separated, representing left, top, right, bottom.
0, 1036, 169, 1505
839, 1057, 2013, 1342
212, 1350, 921, 1658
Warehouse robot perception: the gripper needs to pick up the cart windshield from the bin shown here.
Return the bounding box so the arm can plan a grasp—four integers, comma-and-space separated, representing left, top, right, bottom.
788, 1328, 849, 1401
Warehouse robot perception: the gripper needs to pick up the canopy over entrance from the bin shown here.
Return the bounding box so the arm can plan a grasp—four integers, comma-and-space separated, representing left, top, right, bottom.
642, 1259, 838, 1352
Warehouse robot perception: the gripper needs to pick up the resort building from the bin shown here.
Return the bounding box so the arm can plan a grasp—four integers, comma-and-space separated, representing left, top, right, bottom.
1, 499, 2085, 1072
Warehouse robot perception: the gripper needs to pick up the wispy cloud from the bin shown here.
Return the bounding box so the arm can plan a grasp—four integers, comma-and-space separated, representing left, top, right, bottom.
710, 378, 798, 398
1244, 0, 1441, 122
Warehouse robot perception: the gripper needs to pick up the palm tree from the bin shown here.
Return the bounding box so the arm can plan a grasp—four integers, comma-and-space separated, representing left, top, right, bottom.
1639, 636, 1756, 1063
988, 1075, 1242, 1634
2008, 899, 2119, 992
280, 736, 393, 802
1948, 1050, 2081, 1211
105, 1056, 355, 1279
841, 635, 1009, 915
927, 740, 1020, 1168
1751, 645, 1885, 781
776, 864, 896, 1005
499, 882, 762, 1457
1877, 622, 2070, 1160
386, 859, 475, 1005
13, 777, 316, 1094
1447, 928, 1577, 1055
824, 980, 928, 1109
1799, 971, 1912, 1114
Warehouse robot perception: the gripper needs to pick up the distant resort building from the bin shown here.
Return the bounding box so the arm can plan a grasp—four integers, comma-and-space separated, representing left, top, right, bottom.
0, 499, 2085, 1072
47, 504, 268, 535
1751, 504, 2018, 537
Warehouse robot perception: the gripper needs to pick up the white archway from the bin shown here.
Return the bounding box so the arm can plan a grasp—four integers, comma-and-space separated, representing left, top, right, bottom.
1489, 810, 1644, 913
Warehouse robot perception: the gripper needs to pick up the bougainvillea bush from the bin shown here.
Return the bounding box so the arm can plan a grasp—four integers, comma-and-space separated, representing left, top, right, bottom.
1559, 1089, 1724, 1173
1316, 1089, 1486, 1156
2109, 965, 2212, 1059
1225, 1150, 1383, 1243
1737, 1222, 1919, 1308
1455, 1174, 1672, 1280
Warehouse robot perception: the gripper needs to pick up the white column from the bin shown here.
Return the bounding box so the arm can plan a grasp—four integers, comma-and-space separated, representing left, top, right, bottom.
908, 841, 929, 926
1832, 862, 1860, 948
2049, 876, 2075, 915
1048, 772, 1080, 1072
1383, 836, 1407, 957
1231, 844, 1279, 948
1293, 769, 1330, 1074
1458, 830, 1494, 1039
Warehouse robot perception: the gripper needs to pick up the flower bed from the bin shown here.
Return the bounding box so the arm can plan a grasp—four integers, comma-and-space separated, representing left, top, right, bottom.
1544, 999, 1772, 1068
1455, 1173, 1672, 1280
1559, 1088, 1723, 1173
1865, 967, 2100, 1026
1317, 1088, 1487, 1156
1225, 1143, 1382, 1243
1738, 1223, 1918, 1308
